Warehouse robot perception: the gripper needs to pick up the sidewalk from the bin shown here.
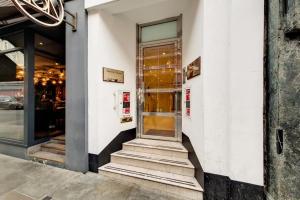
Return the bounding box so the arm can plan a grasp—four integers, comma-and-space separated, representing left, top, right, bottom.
0, 154, 180, 200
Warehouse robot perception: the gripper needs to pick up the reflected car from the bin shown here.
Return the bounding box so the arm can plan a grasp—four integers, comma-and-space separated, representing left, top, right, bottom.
0, 96, 24, 110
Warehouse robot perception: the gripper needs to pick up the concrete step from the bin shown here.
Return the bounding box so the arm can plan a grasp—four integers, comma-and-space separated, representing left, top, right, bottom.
99, 163, 203, 200
50, 135, 65, 144
111, 150, 194, 177
41, 143, 65, 155
123, 138, 188, 159
29, 151, 65, 168
50, 139, 65, 145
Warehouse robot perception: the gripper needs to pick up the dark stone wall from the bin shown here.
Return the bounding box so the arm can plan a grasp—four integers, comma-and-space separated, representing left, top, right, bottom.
266, 0, 300, 199
204, 173, 264, 200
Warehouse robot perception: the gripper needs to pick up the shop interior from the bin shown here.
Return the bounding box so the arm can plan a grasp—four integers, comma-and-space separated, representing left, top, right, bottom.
0, 29, 65, 143
33, 34, 65, 140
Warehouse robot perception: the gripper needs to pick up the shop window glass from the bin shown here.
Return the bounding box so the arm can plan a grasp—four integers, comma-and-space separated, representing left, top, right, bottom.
34, 34, 65, 140
0, 32, 24, 51
0, 46, 25, 141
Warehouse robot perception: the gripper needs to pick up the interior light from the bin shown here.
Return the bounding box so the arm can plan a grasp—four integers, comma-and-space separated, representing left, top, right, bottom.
162, 52, 166, 55
39, 42, 44, 46
18, 71, 24, 75
58, 80, 63, 84
52, 80, 57, 85
42, 82, 47, 86
55, 62, 59, 65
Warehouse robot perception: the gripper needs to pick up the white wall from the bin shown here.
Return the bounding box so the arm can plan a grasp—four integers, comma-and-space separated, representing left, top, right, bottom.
228, 0, 264, 185
199, 0, 264, 185
182, 0, 205, 167
182, 0, 264, 185
87, 9, 136, 154
201, 0, 231, 178
85, 0, 117, 9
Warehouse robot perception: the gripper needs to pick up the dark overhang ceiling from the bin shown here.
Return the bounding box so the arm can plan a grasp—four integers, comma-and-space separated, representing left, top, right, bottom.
0, 0, 23, 21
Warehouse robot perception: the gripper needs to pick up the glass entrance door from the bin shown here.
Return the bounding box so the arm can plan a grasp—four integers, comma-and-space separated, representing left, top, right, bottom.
138, 41, 182, 141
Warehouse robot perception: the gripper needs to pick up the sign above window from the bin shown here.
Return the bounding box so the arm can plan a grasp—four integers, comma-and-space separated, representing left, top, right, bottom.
11, 0, 64, 27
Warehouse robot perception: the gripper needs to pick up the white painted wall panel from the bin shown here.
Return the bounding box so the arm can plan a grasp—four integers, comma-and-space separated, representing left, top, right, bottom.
182, 0, 205, 167
201, 0, 230, 177
88, 10, 136, 154
228, 0, 264, 185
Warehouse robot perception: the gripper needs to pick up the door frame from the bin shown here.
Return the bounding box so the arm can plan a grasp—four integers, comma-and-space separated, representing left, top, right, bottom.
136, 16, 182, 142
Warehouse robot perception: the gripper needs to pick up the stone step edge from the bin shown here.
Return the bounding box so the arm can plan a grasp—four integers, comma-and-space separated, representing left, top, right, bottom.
41, 143, 65, 151
112, 150, 194, 169
50, 139, 65, 144
40, 147, 66, 155
29, 151, 65, 164
99, 163, 203, 192
123, 141, 188, 153
52, 136, 65, 141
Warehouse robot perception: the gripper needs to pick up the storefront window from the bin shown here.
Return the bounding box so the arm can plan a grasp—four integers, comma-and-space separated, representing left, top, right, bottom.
0, 32, 25, 141
34, 34, 65, 140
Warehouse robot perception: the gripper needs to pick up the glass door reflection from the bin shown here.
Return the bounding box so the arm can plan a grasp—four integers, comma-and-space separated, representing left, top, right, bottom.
140, 42, 181, 140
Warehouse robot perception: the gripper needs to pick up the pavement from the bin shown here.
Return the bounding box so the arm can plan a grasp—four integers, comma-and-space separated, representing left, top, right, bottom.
0, 154, 181, 200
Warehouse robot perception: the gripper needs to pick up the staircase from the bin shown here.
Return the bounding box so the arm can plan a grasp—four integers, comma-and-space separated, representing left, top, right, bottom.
28, 135, 65, 168
99, 138, 203, 200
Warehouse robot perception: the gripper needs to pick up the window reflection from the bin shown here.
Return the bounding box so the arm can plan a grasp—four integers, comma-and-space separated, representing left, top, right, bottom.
0, 51, 24, 141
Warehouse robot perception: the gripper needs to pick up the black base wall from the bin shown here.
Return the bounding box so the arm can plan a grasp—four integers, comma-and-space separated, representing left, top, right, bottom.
88, 128, 136, 172
182, 133, 264, 200
182, 133, 204, 188
204, 173, 265, 200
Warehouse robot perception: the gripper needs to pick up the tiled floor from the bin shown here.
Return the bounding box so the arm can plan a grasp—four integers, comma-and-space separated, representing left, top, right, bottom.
0, 154, 182, 200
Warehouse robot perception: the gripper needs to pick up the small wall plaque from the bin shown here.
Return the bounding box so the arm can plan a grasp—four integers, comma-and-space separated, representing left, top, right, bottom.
103, 67, 124, 83
187, 57, 201, 80
121, 116, 133, 123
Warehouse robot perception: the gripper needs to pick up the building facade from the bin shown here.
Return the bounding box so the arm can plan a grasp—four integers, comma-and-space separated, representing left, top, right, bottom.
266, 0, 300, 199
0, 0, 298, 199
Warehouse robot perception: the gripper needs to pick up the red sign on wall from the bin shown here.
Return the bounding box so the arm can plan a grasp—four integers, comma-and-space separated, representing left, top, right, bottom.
123, 92, 130, 115
186, 88, 191, 117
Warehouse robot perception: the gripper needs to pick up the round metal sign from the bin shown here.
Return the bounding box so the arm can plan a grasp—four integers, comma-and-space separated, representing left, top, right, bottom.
11, 0, 64, 27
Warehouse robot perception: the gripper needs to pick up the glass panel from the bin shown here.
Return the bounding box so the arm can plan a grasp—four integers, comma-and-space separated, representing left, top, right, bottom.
144, 92, 175, 113
0, 32, 24, 51
35, 34, 64, 59
34, 34, 65, 140
141, 21, 177, 42
141, 43, 181, 138
143, 115, 175, 137
143, 44, 177, 89
0, 51, 25, 141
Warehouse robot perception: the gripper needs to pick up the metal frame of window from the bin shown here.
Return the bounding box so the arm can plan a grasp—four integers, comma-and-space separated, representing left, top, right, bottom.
136, 15, 183, 142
